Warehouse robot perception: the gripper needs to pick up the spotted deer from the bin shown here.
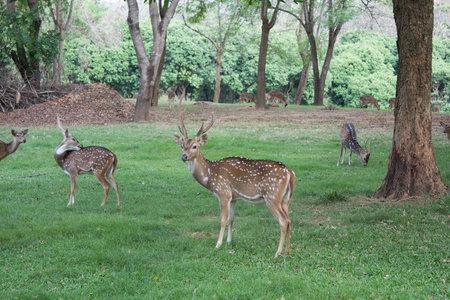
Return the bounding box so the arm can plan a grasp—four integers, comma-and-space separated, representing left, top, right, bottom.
440, 122, 450, 139
265, 90, 289, 107
54, 118, 120, 206
0, 129, 28, 162
167, 90, 176, 107
388, 98, 395, 110
237, 92, 255, 104
360, 94, 380, 111
337, 123, 372, 167
173, 100, 296, 257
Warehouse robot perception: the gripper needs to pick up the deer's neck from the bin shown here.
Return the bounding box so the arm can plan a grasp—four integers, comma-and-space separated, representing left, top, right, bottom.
6, 138, 19, 155
349, 141, 366, 158
54, 144, 71, 169
188, 152, 212, 189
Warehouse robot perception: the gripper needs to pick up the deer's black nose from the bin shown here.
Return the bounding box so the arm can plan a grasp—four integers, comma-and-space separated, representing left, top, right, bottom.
181, 154, 188, 162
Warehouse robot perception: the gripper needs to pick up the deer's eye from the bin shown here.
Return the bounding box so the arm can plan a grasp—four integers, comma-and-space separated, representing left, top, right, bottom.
193, 145, 197, 149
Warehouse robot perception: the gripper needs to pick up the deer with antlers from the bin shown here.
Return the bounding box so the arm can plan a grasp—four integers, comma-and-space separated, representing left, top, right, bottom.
173, 100, 296, 257
337, 123, 372, 167
54, 118, 120, 206
0, 129, 28, 162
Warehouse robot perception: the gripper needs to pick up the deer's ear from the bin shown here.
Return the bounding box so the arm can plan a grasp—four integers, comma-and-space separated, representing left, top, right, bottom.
199, 134, 208, 146
23, 129, 28, 135
174, 135, 183, 146
11, 129, 16, 135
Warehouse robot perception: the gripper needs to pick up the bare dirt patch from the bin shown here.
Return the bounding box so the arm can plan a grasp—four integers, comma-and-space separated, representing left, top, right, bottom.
0, 84, 448, 129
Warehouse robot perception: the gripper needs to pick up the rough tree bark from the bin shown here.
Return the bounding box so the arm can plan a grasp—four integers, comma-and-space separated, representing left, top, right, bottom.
127, 0, 178, 122
373, 0, 448, 199
255, 0, 280, 109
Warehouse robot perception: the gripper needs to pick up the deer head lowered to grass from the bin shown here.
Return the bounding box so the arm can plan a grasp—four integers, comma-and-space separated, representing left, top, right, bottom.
173, 100, 296, 258
0, 129, 28, 162
54, 118, 120, 207
441, 122, 450, 139
337, 122, 372, 167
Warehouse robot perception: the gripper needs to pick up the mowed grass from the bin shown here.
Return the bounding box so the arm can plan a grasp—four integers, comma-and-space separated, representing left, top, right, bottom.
0, 105, 449, 299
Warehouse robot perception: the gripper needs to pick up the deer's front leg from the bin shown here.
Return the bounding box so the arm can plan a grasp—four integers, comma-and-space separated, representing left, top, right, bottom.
348, 150, 352, 166
227, 200, 237, 244
68, 174, 77, 206
216, 194, 231, 249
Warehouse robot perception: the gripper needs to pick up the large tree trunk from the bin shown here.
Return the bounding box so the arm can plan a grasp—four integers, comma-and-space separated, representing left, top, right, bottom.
373, 0, 448, 199
127, 0, 178, 122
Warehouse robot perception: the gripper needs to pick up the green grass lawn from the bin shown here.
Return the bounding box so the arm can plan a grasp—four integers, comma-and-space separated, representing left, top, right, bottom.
0, 108, 448, 299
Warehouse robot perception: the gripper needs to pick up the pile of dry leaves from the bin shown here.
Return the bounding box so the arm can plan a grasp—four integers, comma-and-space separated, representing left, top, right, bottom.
0, 83, 135, 127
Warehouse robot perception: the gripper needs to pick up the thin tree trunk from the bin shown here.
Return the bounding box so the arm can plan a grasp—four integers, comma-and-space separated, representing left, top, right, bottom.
256, 0, 280, 109
213, 51, 223, 103
293, 62, 310, 105
373, 0, 447, 199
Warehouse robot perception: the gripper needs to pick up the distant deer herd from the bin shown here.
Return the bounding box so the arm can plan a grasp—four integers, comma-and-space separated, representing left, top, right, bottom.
0, 93, 448, 257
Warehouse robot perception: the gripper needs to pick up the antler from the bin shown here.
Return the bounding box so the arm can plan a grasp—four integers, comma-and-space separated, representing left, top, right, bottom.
195, 113, 215, 138
365, 139, 372, 152
56, 117, 66, 135
178, 95, 188, 139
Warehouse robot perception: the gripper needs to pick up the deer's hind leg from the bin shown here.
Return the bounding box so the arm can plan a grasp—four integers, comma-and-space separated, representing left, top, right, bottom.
266, 194, 291, 258
106, 168, 120, 205
94, 171, 111, 207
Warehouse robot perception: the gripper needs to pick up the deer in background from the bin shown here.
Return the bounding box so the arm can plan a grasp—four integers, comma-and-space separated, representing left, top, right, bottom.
440, 122, 449, 139
0, 129, 28, 162
337, 123, 372, 167
388, 98, 395, 110
360, 95, 380, 111
54, 118, 120, 206
237, 92, 255, 104
167, 90, 176, 107
173, 99, 296, 257
265, 90, 289, 107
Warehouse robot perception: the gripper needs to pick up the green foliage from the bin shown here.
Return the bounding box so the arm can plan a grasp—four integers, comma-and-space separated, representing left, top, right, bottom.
432, 37, 450, 112
0, 112, 448, 299
0, 3, 60, 78
329, 30, 397, 108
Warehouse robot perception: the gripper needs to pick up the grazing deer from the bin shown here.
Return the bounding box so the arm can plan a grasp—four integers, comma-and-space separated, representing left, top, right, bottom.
360, 95, 380, 111
337, 123, 372, 167
173, 100, 296, 257
0, 129, 28, 162
388, 98, 395, 110
167, 90, 176, 107
440, 122, 450, 139
265, 90, 289, 107
237, 92, 255, 104
54, 118, 120, 206
432, 104, 441, 113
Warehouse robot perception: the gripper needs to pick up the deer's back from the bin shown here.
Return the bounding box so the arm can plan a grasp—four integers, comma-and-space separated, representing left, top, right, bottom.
340, 123, 358, 147
209, 157, 295, 198
61, 146, 117, 174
